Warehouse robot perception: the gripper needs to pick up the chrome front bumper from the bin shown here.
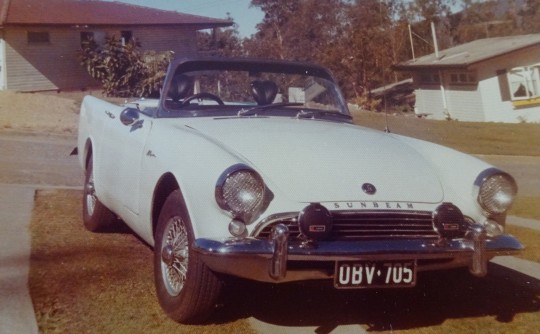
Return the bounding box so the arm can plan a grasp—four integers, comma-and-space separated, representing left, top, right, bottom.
193, 224, 523, 284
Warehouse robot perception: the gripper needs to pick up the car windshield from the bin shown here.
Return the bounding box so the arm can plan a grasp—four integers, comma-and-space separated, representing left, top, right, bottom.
161, 61, 350, 120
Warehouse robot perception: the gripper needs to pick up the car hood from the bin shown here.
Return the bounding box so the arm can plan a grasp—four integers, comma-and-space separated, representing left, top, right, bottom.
183, 117, 444, 204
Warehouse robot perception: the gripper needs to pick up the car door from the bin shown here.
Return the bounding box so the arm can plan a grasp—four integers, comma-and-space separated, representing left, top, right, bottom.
98, 108, 153, 216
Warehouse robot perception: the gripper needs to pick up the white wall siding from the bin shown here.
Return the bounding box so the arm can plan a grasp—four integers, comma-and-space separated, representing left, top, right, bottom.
445, 85, 484, 122
0, 32, 7, 90
477, 48, 540, 123
414, 85, 446, 120
479, 76, 540, 123
411, 44, 540, 123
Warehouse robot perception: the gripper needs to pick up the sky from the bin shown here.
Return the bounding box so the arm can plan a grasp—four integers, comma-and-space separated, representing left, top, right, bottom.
104, 0, 264, 37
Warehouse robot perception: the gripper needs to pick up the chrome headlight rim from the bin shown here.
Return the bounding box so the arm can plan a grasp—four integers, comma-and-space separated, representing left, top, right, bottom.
215, 164, 269, 223
474, 168, 517, 216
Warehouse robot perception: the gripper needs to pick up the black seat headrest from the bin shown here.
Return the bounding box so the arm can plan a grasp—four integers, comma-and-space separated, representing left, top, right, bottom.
251, 80, 278, 105
169, 75, 194, 102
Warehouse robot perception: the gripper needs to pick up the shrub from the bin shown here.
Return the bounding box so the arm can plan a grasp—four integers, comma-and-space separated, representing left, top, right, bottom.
78, 35, 172, 97
351, 95, 382, 111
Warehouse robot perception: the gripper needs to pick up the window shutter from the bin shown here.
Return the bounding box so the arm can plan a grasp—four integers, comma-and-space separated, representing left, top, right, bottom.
496, 69, 511, 102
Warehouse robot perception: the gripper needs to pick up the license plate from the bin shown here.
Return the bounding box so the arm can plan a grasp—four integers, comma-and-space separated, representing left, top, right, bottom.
334, 260, 417, 289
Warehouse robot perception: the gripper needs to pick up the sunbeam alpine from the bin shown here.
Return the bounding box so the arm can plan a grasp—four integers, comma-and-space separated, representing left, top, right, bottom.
77, 57, 523, 323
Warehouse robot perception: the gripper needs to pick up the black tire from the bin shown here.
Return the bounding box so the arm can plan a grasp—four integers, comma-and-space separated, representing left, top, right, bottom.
154, 190, 222, 323
82, 155, 117, 232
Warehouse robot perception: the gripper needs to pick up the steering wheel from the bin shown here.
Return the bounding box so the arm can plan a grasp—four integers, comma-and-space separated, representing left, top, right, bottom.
182, 92, 224, 106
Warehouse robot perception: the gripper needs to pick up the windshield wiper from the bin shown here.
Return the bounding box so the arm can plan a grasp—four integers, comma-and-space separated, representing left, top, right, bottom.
296, 110, 353, 122
238, 102, 303, 117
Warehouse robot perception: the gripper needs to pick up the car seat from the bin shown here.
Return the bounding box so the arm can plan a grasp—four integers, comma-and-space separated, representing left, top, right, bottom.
251, 80, 278, 105
169, 75, 194, 102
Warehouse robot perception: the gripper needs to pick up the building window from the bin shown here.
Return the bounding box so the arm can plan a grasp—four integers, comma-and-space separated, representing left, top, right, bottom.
507, 66, 540, 100
27, 31, 50, 44
418, 72, 440, 85
121, 31, 133, 46
80, 31, 95, 49
449, 71, 477, 85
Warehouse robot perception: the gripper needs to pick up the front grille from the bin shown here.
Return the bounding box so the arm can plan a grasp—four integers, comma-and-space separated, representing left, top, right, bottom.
256, 210, 439, 240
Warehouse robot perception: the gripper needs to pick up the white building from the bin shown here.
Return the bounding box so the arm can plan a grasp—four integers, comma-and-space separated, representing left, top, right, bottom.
393, 34, 540, 123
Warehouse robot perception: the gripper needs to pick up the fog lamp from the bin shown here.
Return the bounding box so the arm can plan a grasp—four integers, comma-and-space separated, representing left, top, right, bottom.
433, 203, 466, 239
298, 203, 333, 241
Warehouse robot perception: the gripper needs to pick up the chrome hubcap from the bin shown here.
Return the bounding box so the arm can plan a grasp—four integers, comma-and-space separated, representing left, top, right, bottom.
85, 172, 96, 216
161, 245, 175, 266
160, 216, 189, 296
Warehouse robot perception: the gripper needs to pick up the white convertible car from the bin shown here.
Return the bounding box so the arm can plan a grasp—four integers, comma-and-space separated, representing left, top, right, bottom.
77, 57, 523, 323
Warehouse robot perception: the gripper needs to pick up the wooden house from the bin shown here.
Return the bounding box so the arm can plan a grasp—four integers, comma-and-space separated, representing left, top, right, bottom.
393, 34, 540, 123
0, 0, 232, 91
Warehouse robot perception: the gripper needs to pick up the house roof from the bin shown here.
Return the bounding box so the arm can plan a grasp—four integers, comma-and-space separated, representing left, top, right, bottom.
0, 0, 232, 28
393, 34, 540, 71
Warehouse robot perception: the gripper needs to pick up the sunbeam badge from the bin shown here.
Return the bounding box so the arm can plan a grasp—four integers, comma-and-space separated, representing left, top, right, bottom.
362, 183, 377, 195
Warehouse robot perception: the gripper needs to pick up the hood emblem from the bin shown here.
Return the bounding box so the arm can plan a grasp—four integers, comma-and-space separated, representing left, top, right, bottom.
362, 183, 377, 195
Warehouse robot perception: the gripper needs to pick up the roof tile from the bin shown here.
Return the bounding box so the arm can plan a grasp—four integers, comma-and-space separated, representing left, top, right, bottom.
0, 0, 232, 27
394, 34, 540, 70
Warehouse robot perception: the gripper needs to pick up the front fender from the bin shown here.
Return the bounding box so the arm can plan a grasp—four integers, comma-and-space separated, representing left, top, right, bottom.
392, 134, 497, 221
139, 122, 253, 243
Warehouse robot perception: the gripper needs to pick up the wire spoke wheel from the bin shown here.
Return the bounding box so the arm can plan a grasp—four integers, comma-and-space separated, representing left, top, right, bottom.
154, 190, 222, 323
160, 216, 189, 296
82, 154, 116, 232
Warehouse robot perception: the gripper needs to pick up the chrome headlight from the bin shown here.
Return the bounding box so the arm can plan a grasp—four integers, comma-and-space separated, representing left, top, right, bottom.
475, 169, 517, 215
215, 164, 268, 223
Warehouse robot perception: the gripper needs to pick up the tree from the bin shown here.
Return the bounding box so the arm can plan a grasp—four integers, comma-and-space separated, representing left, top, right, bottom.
197, 14, 244, 57
453, 0, 521, 43
245, 0, 301, 59
245, 0, 346, 62
78, 35, 172, 97
334, 0, 400, 97
406, 0, 456, 56
516, 0, 540, 34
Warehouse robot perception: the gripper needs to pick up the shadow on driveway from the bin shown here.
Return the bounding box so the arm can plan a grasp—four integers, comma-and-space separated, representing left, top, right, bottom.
215, 264, 540, 332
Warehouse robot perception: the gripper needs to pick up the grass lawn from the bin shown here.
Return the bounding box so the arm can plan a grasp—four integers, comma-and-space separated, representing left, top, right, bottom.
506, 225, 540, 263
28, 189, 254, 333
29, 190, 540, 333
507, 196, 540, 263
352, 111, 540, 156
510, 196, 540, 221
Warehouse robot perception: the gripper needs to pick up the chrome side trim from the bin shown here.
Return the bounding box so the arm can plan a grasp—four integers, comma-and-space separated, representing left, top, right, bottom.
251, 212, 298, 237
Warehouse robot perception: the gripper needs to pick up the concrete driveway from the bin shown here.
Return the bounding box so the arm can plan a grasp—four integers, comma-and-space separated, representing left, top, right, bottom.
0, 184, 39, 334
0, 132, 81, 334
